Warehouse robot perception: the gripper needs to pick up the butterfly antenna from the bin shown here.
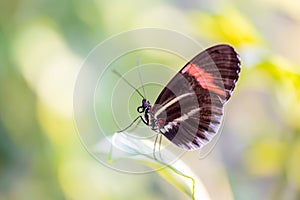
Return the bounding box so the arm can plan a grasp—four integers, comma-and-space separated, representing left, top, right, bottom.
112, 69, 145, 99
137, 56, 147, 99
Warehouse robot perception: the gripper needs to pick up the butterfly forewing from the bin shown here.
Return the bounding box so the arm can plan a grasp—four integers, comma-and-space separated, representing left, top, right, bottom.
150, 44, 241, 150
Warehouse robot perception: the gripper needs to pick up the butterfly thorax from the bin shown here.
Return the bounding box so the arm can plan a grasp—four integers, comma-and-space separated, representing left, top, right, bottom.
137, 99, 164, 132
137, 99, 151, 125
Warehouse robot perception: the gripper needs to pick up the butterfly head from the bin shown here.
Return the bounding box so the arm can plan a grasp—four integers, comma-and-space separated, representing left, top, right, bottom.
137, 99, 151, 113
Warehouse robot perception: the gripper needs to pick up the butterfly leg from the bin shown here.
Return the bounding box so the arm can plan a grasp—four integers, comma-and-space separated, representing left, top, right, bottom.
116, 116, 144, 133
158, 134, 163, 161
153, 133, 159, 160
153, 133, 163, 160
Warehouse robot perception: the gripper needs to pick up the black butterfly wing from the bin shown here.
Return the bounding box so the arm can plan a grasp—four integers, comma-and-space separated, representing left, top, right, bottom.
150, 44, 241, 150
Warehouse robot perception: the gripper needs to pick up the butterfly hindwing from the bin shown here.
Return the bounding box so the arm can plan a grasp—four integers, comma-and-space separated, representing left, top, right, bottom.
150, 44, 241, 150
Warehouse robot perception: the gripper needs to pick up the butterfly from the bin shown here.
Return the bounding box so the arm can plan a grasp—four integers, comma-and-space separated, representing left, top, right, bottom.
116, 44, 241, 154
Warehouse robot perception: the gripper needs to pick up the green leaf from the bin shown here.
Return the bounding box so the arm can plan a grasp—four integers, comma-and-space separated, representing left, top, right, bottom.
94, 132, 211, 200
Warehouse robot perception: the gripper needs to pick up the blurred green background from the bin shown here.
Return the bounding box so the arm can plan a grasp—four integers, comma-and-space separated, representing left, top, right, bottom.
1, 0, 300, 200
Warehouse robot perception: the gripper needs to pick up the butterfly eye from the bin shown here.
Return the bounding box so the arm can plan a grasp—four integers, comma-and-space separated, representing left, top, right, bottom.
137, 106, 145, 113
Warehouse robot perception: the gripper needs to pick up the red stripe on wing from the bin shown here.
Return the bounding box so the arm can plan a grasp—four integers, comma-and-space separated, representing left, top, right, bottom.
182, 63, 226, 97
